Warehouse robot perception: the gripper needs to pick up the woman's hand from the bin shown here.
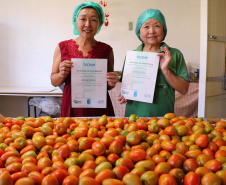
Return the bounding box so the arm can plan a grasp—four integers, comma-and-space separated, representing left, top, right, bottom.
107, 72, 118, 87
59, 60, 74, 78
118, 94, 128, 104
157, 46, 172, 74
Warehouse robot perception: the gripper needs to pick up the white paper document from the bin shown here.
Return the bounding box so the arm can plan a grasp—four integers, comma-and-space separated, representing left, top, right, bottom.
71, 58, 107, 108
121, 51, 159, 103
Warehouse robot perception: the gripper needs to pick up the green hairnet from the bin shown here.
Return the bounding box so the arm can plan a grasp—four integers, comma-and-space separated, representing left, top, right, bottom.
135, 9, 167, 42
72, 1, 105, 35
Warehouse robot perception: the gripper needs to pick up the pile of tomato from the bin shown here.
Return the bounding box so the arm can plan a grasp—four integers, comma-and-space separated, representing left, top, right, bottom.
0, 113, 226, 185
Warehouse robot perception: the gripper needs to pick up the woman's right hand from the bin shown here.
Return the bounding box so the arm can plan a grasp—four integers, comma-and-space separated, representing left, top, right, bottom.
59, 60, 74, 78
118, 94, 128, 104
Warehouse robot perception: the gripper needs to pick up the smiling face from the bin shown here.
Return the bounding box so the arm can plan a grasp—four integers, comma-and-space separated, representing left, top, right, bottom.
76, 8, 100, 39
140, 18, 164, 47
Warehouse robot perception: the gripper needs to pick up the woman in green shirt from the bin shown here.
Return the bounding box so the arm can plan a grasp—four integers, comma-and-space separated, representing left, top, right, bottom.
118, 9, 189, 117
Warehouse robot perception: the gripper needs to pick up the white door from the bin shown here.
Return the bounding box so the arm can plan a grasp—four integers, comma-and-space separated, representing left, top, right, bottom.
199, 0, 226, 118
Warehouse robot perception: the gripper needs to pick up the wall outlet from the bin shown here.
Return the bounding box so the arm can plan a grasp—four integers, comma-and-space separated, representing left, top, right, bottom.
129, 22, 133, 31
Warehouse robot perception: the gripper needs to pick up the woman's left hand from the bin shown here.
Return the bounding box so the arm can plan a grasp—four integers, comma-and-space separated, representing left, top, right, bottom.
107, 72, 118, 87
157, 46, 172, 73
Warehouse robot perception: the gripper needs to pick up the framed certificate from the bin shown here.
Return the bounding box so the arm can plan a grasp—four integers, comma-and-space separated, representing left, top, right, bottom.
71, 58, 107, 108
121, 51, 159, 103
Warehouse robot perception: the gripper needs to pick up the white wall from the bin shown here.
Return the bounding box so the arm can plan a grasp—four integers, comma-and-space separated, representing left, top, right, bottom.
0, 0, 200, 88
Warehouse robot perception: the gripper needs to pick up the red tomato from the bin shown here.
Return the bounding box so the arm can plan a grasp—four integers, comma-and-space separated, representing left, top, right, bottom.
107, 153, 119, 165
57, 144, 70, 159
92, 141, 106, 156
195, 134, 209, 148
112, 166, 130, 180
20, 145, 36, 156
184, 171, 200, 185
95, 169, 115, 184
167, 154, 183, 168
183, 159, 199, 173
52, 169, 69, 184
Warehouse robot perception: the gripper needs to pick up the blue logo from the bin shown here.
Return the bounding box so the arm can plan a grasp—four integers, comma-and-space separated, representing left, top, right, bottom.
87, 99, 91, 104
134, 91, 138, 97
137, 55, 148, 59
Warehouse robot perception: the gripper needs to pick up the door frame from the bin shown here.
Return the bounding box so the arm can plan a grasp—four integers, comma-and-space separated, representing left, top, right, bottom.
198, 0, 208, 117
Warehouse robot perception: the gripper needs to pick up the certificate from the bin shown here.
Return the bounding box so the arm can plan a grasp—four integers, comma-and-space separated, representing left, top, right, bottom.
71, 58, 107, 108
121, 51, 159, 103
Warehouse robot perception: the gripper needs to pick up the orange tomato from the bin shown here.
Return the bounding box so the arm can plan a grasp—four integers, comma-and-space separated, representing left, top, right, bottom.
126, 131, 141, 146
195, 167, 213, 179
42, 174, 59, 185
52, 160, 67, 171
122, 173, 142, 185
203, 159, 222, 173
41, 167, 54, 177
95, 169, 115, 184
195, 134, 209, 148
115, 158, 134, 171
21, 162, 39, 174
102, 179, 124, 185
62, 175, 79, 185
37, 157, 52, 171
28, 171, 44, 185
160, 140, 175, 151
158, 174, 177, 185
6, 162, 22, 174
11, 172, 28, 183
14, 177, 34, 185
78, 176, 99, 185
109, 140, 123, 155
129, 149, 146, 162
79, 168, 96, 179
52, 169, 69, 184
201, 173, 221, 185
152, 154, 166, 164
169, 168, 184, 184
0, 171, 13, 185
154, 162, 172, 176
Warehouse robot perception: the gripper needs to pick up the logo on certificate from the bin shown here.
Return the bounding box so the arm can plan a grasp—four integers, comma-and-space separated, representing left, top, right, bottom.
134, 91, 138, 97
73, 100, 82, 104
87, 99, 91, 104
